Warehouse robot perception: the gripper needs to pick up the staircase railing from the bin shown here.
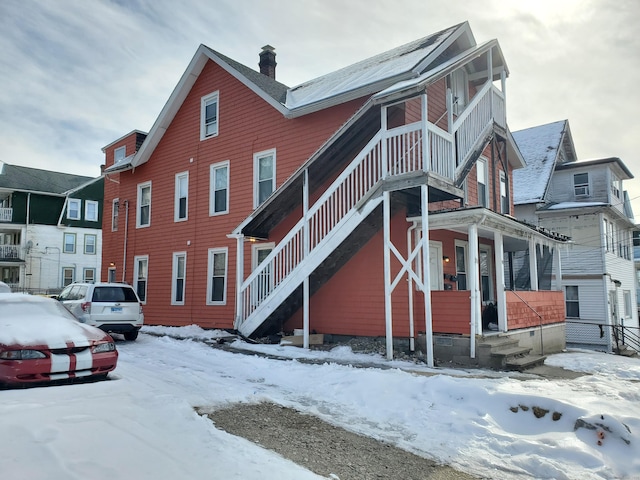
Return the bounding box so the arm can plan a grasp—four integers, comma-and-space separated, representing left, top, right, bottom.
613, 324, 640, 353
239, 84, 503, 330
453, 82, 505, 169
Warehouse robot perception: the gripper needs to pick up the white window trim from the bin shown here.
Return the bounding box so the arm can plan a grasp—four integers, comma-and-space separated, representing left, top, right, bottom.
62, 267, 75, 286
477, 157, 488, 208
63, 232, 76, 254
85, 200, 99, 222
206, 247, 228, 305
253, 149, 276, 208
200, 91, 219, 140
133, 255, 149, 304
67, 198, 81, 220
84, 234, 97, 255
83, 267, 95, 283
209, 161, 230, 216
573, 172, 590, 198
114, 146, 126, 163
174, 171, 189, 222
479, 245, 493, 303
171, 251, 187, 305
499, 171, 508, 214
112, 198, 119, 232
137, 181, 152, 228
455, 240, 468, 291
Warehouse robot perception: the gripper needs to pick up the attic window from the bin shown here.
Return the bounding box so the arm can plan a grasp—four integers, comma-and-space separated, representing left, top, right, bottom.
201, 91, 219, 140
573, 173, 589, 197
114, 146, 126, 163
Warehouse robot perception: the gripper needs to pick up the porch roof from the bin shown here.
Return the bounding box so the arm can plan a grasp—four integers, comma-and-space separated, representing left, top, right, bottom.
409, 206, 570, 252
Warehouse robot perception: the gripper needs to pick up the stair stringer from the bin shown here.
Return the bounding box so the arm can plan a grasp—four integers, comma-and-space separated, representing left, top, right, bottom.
238, 193, 384, 338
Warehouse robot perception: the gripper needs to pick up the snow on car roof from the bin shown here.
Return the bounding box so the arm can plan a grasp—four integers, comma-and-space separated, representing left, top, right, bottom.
0, 293, 104, 348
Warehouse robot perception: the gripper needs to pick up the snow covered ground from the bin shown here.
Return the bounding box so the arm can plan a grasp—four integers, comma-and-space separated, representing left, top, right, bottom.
1, 325, 639, 480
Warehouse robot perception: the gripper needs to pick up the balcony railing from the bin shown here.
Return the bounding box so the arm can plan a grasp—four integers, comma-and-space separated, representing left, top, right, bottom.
0, 208, 12, 222
0, 244, 20, 260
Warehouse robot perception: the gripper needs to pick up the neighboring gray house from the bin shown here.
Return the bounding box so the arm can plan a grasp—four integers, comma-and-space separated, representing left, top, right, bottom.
0, 161, 104, 293
513, 120, 639, 353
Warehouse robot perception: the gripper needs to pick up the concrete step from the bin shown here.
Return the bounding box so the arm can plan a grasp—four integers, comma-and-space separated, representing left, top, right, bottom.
490, 346, 532, 358
505, 354, 547, 371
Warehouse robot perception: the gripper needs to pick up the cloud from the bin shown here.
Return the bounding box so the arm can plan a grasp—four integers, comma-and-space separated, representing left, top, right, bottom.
0, 0, 639, 214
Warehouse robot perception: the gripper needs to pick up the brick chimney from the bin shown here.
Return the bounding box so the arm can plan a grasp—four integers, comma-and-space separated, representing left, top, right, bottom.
259, 45, 276, 79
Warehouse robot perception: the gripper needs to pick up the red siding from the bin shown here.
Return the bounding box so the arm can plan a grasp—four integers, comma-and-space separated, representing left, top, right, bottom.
101, 59, 366, 329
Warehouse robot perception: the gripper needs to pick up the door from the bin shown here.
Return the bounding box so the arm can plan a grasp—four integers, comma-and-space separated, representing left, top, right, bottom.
428, 242, 443, 290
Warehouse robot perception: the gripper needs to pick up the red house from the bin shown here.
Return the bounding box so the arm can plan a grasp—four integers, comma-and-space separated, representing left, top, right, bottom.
102, 22, 568, 368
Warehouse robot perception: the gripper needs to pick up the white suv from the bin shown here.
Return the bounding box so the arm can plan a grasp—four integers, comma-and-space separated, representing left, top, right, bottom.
58, 282, 144, 340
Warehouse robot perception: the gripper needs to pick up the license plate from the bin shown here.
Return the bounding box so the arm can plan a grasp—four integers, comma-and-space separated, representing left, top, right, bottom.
111, 307, 123, 313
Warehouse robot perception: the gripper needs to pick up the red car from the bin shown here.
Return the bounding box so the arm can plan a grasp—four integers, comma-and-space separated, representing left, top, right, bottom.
0, 293, 118, 387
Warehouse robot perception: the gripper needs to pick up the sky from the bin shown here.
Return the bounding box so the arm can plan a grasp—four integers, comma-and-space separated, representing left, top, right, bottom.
1, 0, 639, 213
2, 324, 640, 479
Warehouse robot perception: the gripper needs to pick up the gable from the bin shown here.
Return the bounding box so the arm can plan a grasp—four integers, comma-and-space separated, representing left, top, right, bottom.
0, 162, 93, 194
512, 120, 576, 205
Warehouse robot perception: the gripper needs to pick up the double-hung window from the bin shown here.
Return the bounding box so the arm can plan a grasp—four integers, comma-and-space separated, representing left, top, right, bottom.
62, 267, 75, 286
112, 199, 119, 231
477, 158, 488, 208
455, 242, 467, 290
84, 234, 96, 254
67, 199, 81, 220
63, 233, 76, 254
565, 286, 580, 318
175, 172, 188, 222
137, 182, 151, 228
254, 149, 276, 208
210, 161, 229, 215
134, 255, 148, 303
172, 252, 186, 305
207, 248, 228, 305
83, 268, 95, 283
85, 200, 99, 222
201, 92, 219, 140
114, 146, 126, 163
500, 171, 509, 214
574, 173, 589, 197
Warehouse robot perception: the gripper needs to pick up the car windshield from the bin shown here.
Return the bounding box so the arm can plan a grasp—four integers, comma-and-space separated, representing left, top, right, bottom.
92, 287, 138, 303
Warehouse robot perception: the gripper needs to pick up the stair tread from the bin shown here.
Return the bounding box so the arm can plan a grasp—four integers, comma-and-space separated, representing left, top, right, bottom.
506, 354, 546, 367
490, 346, 531, 357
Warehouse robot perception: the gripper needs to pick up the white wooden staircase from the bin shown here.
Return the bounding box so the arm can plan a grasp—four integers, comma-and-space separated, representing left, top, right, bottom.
237, 82, 506, 338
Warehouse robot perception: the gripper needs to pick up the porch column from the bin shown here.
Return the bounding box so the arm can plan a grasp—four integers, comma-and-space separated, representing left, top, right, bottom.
303, 169, 310, 349
468, 223, 480, 358
494, 231, 507, 332
529, 237, 539, 291
420, 184, 434, 368
383, 190, 394, 360
234, 234, 245, 330
421, 93, 429, 172
553, 245, 563, 292
381, 105, 388, 178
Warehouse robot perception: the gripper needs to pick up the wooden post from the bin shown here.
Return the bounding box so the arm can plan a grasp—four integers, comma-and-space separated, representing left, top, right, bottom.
303, 169, 310, 349
421, 184, 434, 367
529, 237, 539, 291
469, 223, 479, 358
234, 234, 244, 329
383, 190, 393, 360
494, 231, 507, 332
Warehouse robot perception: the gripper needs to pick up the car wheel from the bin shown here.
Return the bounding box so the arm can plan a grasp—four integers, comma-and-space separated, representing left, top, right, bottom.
124, 330, 139, 341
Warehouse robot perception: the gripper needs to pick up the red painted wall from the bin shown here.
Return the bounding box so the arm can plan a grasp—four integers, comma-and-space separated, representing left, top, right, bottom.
101, 59, 366, 329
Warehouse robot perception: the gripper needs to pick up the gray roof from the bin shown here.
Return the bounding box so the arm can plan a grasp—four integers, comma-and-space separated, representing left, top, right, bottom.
512, 120, 570, 205
0, 162, 94, 194
205, 47, 289, 104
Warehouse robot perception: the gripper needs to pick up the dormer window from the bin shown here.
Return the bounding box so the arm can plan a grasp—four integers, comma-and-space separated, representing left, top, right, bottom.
611, 174, 621, 199
114, 146, 126, 163
573, 173, 589, 197
201, 91, 219, 140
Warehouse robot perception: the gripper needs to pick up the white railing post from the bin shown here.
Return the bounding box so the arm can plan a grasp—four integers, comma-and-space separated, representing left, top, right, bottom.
381, 106, 388, 178
303, 168, 310, 349
421, 93, 429, 173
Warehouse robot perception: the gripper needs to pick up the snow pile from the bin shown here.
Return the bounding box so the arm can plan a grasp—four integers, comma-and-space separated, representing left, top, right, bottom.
1, 327, 639, 479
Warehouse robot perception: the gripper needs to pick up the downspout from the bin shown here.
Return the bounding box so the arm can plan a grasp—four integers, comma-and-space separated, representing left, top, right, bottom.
122, 200, 129, 283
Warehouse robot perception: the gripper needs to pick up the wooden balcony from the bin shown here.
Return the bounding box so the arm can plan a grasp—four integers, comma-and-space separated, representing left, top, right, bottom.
0, 244, 21, 261
0, 208, 12, 222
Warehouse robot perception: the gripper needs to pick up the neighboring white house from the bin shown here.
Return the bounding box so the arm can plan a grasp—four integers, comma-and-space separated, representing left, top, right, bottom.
513, 120, 639, 353
0, 161, 103, 294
